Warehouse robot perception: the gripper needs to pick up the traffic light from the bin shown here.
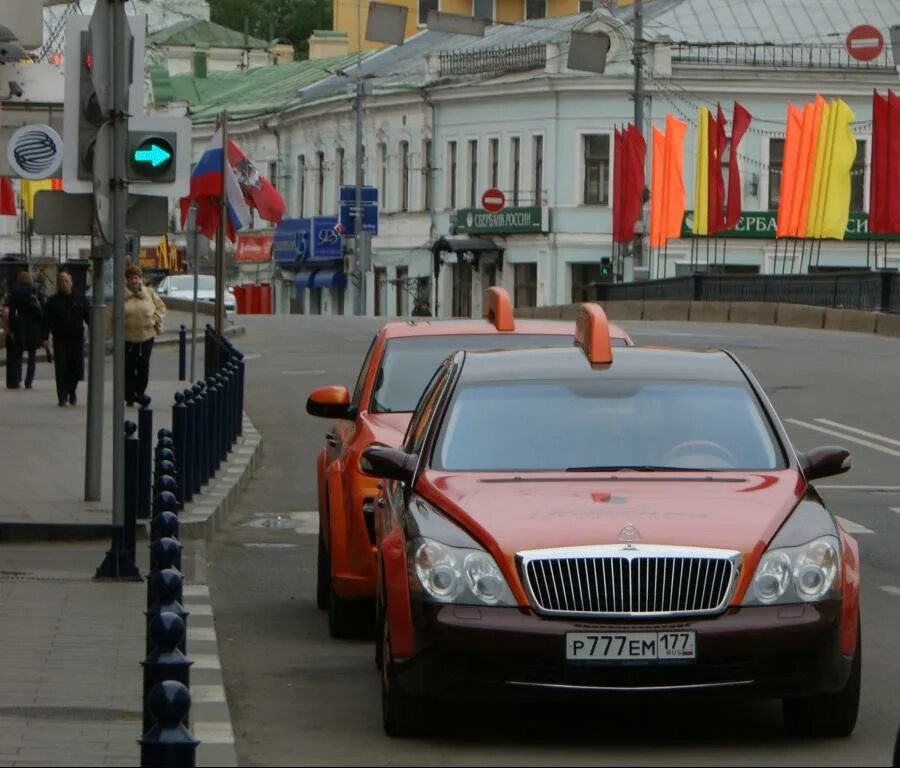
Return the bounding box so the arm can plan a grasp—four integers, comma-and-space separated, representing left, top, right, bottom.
599, 256, 613, 283
128, 131, 176, 182
76, 31, 103, 181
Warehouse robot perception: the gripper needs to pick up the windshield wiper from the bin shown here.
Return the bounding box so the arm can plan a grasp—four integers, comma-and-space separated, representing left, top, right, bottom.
565, 465, 706, 473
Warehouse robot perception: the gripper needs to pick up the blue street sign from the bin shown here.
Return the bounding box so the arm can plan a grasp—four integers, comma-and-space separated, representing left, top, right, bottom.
339, 203, 379, 236
311, 216, 342, 261
339, 185, 378, 205
272, 218, 310, 264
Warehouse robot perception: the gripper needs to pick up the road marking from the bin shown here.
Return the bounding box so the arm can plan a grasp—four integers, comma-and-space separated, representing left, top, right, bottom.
891, 507, 900, 515
191, 684, 228, 703
785, 419, 900, 458
880, 586, 900, 597
835, 516, 874, 534
817, 486, 900, 491
191, 722, 236, 744
814, 419, 900, 448
241, 542, 299, 549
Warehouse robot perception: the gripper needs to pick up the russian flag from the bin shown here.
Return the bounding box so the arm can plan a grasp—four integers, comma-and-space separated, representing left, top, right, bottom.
180, 127, 251, 242
227, 139, 285, 225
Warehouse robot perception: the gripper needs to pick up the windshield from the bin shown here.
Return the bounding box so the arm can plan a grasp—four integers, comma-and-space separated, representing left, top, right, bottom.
434, 379, 782, 472
369, 334, 575, 414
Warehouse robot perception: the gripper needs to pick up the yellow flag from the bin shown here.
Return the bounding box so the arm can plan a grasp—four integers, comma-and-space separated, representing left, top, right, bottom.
692, 108, 709, 236
819, 99, 856, 239
805, 99, 833, 238
19, 179, 54, 219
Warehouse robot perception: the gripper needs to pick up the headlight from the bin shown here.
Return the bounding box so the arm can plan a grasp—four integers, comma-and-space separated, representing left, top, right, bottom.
743, 536, 841, 606
409, 537, 516, 606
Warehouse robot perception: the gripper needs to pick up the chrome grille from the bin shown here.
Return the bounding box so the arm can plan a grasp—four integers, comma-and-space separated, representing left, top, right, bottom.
520, 545, 741, 618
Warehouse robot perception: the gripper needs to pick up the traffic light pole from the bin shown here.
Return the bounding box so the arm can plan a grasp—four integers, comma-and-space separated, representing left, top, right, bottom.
352, 54, 369, 317
633, 0, 646, 272
84, 232, 106, 501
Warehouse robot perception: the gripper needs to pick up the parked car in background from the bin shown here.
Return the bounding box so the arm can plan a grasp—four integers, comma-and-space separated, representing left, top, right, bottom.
155, 274, 236, 312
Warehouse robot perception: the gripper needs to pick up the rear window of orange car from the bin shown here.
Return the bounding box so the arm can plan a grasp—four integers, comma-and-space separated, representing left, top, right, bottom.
369, 334, 580, 414
434, 379, 784, 472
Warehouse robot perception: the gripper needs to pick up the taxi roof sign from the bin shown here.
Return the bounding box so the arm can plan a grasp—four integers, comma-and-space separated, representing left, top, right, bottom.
483, 286, 515, 332
574, 303, 613, 366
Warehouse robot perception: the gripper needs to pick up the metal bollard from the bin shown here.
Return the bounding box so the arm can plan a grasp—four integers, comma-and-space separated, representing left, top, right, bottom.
235, 351, 245, 438
138, 397, 153, 520
215, 372, 229, 460
139, 679, 200, 768
178, 325, 187, 381
142, 613, 193, 736
156, 436, 174, 461
124, 421, 140, 566
205, 377, 219, 477
151, 486, 178, 543
157, 428, 174, 444
182, 389, 195, 504
151, 510, 180, 543
203, 325, 213, 380
147, 536, 183, 612
172, 392, 188, 510
146, 567, 189, 655
192, 383, 208, 491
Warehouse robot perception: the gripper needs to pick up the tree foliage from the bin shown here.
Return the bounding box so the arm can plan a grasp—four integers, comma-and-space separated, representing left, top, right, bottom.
209, 0, 333, 59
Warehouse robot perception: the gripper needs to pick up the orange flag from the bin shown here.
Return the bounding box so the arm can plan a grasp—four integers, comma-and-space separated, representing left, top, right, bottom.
649, 127, 666, 248
661, 115, 687, 244
776, 104, 803, 238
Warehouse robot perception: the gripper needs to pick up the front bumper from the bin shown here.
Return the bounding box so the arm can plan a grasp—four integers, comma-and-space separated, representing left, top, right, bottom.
395, 601, 852, 701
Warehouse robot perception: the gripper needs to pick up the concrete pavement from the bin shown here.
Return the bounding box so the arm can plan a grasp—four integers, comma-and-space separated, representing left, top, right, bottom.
0, 330, 258, 767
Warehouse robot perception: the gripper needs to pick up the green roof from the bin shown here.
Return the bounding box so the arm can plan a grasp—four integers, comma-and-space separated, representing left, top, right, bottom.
155, 55, 367, 123
148, 20, 270, 50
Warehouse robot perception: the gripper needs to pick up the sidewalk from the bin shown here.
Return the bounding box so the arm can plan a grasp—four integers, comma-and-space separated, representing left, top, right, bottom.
0, 337, 259, 767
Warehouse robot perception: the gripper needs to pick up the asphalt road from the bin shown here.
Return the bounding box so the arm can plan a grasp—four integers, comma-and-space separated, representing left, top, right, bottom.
206, 315, 900, 767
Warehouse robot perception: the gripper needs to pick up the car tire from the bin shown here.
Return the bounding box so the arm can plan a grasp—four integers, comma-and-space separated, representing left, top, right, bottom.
316, 526, 329, 611
381, 616, 423, 738
374, 595, 384, 670
783, 623, 861, 738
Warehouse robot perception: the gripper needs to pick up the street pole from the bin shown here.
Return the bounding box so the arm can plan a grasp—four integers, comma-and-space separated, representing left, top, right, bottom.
352, 0, 371, 317
189, 202, 199, 382
215, 112, 228, 335
633, 0, 646, 271
84, 231, 105, 500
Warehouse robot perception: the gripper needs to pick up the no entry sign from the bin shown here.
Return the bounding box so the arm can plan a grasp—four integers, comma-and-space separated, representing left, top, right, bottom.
481, 187, 506, 214
846, 25, 884, 62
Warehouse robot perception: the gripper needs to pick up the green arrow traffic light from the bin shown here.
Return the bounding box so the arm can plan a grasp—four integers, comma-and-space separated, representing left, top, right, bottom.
133, 142, 172, 168
129, 135, 175, 180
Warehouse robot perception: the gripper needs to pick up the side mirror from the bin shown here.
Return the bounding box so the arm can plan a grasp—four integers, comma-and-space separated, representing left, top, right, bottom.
361, 444, 418, 484
306, 385, 354, 420
799, 446, 851, 481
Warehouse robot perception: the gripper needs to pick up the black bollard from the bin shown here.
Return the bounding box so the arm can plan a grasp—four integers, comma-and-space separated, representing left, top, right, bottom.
156, 436, 175, 460
138, 680, 200, 768
138, 397, 153, 520
147, 535, 183, 610
205, 377, 219, 477
157, 427, 174, 443
146, 567, 189, 656
178, 325, 187, 381
172, 392, 187, 510
151, 510, 180, 543
142, 613, 193, 735
151, 487, 178, 543
182, 389, 194, 504
204, 325, 213, 379
192, 383, 207, 491
215, 372, 229, 461
235, 351, 245, 438
124, 421, 141, 559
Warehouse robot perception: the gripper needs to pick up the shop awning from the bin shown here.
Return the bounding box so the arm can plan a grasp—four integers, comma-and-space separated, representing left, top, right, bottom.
294, 271, 315, 295
308, 270, 348, 290
431, 237, 502, 254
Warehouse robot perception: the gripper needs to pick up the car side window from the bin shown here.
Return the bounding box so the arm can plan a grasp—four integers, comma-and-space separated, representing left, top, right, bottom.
352, 335, 378, 408
403, 362, 451, 456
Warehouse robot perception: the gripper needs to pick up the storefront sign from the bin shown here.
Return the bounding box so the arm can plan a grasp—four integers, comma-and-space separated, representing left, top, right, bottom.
681, 211, 900, 241
234, 233, 273, 263
455, 206, 548, 235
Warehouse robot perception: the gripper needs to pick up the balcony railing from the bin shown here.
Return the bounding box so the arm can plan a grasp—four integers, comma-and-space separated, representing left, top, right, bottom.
438, 43, 547, 78
670, 42, 893, 71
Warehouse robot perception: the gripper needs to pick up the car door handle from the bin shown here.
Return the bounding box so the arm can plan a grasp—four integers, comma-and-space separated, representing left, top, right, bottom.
325, 432, 339, 447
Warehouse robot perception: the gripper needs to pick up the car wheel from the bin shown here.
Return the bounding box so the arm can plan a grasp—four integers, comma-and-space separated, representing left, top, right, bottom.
783, 623, 861, 738
316, 526, 329, 611
381, 615, 423, 738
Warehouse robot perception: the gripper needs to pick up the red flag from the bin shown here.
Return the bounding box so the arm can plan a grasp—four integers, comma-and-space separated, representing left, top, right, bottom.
622, 125, 646, 244
0, 178, 16, 216
887, 90, 900, 233
707, 104, 727, 234
226, 139, 285, 224
725, 102, 752, 231
612, 128, 623, 242
870, 90, 888, 233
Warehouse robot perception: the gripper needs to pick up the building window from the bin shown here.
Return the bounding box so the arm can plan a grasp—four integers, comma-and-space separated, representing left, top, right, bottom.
511, 137, 520, 206
268, 161, 277, 189
488, 138, 499, 188
851, 139, 865, 213
423, 139, 433, 211
768, 139, 784, 211
468, 139, 478, 207
579, 0, 593, 10
374, 267, 388, 316
583, 134, 610, 205
448, 140, 457, 209
396, 265, 409, 316
571, 263, 605, 302
418, 0, 438, 25
297, 154, 306, 217
378, 142, 388, 210
473, 0, 493, 21
525, 0, 546, 19
533, 135, 543, 205
514, 263, 537, 308
316, 150, 325, 215
336, 147, 345, 188
400, 140, 410, 212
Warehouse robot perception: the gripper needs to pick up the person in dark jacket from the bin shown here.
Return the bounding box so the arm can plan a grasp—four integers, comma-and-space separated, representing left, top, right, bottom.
7, 271, 44, 389
41, 269, 89, 406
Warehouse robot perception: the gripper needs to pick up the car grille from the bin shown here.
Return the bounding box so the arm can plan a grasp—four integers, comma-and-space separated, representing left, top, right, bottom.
520, 545, 741, 618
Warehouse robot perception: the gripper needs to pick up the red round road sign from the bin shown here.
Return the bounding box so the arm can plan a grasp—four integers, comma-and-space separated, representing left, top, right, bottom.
846, 25, 884, 62
481, 187, 506, 214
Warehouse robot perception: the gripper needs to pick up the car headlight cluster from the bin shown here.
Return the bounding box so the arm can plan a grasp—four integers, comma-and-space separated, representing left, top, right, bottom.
743, 535, 841, 606
409, 537, 516, 606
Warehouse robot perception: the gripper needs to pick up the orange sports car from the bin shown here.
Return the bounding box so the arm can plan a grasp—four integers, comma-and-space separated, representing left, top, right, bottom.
362, 304, 860, 738
305, 288, 633, 637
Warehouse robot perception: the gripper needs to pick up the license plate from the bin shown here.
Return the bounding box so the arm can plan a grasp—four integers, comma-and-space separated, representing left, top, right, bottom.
566, 631, 696, 662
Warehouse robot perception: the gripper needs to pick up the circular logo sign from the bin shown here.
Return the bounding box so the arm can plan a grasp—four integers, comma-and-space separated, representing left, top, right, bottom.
846, 25, 884, 62
481, 187, 506, 214
6, 125, 63, 180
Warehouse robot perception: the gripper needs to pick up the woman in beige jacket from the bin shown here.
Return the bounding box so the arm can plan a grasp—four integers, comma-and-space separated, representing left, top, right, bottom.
121, 263, 166, 406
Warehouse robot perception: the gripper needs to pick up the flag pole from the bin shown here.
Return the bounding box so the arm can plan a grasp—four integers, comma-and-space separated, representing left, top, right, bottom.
215, 111, 228, 336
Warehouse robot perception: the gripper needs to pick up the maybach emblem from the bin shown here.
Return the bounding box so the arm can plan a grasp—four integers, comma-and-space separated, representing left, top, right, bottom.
618, 524, 640, 547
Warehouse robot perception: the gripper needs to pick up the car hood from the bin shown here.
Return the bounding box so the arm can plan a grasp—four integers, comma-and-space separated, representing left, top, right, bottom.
418, 470, 804, 558
365, 412, 411, 446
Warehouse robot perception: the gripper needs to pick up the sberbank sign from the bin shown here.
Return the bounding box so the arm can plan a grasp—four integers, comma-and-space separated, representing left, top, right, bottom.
680, 211, 899, 241
455, 206, 548, 235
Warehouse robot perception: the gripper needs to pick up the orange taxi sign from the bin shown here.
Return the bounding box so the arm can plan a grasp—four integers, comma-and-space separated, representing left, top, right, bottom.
483, 286, 515, 332
574, 303, 613, 365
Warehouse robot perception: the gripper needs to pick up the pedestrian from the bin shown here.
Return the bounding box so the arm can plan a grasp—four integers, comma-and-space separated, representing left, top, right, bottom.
411, 297, 431, 317
7, 271, 44, 389
41, 269, 89, 406
111, 264, 166, 406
